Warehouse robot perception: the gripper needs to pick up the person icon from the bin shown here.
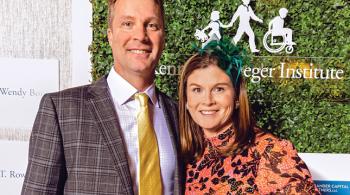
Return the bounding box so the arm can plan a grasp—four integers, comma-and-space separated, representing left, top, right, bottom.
268, 8, 295, 45
195, 11, 230, 48
227, 0, 263, 52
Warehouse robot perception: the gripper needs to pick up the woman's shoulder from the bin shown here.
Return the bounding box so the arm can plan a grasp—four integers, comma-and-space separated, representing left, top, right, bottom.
250, 129, 321, 194
252, 129, 297, 156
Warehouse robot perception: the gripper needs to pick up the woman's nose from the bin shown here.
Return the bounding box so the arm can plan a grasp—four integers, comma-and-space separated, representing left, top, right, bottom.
202, 92, 215, 105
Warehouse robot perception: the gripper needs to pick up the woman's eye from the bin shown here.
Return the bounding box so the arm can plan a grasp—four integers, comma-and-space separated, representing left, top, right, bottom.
192, 88, 201, 93
213, 87, 224, 92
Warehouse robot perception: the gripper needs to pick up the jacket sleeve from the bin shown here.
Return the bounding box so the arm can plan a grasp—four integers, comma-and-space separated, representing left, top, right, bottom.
21, 93, 67, 195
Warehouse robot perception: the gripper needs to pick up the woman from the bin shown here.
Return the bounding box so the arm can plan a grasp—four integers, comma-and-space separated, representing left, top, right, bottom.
178, 41, 320, 194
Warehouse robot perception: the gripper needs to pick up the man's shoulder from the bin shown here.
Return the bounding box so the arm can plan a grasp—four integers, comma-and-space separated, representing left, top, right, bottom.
157, 90, 177, 106
45, 76, 108, 100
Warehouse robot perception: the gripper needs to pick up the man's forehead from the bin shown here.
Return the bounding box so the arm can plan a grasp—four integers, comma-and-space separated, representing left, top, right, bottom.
113, 0, 160, 10
113, 0, 162, 17
118, 15, 162, 22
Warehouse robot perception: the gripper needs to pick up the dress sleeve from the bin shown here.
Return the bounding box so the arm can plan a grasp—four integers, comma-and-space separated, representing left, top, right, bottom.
255, 136, 320, 194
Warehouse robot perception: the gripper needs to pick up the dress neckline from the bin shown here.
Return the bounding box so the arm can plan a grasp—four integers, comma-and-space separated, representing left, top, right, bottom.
205, 126, 235, 148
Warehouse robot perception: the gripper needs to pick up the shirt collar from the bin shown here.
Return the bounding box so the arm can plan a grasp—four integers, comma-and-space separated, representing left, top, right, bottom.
107, 67, 159, 107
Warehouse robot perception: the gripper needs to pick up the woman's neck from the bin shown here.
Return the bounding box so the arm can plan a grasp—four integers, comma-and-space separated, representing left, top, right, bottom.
203, 123, 233, 138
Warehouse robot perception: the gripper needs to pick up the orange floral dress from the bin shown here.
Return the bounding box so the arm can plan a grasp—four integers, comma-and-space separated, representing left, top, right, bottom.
185, 128, 320, 195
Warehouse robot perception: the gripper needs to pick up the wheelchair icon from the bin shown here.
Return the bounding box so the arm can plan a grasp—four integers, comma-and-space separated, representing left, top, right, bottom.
263, 30, 294, 54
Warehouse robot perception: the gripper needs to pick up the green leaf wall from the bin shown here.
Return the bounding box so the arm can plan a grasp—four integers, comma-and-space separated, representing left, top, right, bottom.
89, 0, 350, 153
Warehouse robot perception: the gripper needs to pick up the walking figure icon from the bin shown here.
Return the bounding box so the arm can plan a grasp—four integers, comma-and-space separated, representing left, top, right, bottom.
226, 0, 263, 53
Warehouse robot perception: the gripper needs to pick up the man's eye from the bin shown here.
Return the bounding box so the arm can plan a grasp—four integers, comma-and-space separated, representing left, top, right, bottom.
148, 23, 159, 30
121, 21, 133, 28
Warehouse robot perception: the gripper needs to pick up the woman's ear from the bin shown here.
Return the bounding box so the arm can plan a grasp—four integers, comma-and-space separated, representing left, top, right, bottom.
235, 101, 240, 109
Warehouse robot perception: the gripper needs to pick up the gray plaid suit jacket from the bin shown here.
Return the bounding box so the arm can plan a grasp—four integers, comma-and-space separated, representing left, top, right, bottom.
21, 76, 183, 195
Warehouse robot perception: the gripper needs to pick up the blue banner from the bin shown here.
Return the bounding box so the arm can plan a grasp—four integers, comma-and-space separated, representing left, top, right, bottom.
315, 180, 350, 195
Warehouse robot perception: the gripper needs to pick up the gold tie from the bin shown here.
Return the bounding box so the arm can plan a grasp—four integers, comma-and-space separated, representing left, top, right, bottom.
135, 93, 162, 195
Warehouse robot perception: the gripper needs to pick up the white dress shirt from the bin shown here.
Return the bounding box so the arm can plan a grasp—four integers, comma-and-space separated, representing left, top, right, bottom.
107, 68, 175, 195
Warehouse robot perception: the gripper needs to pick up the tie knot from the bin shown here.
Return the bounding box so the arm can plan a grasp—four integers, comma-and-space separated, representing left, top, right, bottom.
135, 93, 149, 107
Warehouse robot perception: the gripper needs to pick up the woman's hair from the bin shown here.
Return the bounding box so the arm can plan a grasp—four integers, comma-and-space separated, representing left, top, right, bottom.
179, 53, 256, 161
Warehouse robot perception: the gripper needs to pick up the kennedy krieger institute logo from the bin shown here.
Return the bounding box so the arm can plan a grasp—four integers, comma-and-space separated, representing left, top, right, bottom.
191, 0, 346, 83
195, 0, 295, 54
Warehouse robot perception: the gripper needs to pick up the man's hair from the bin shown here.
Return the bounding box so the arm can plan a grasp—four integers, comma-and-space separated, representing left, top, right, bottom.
179, 53, 256, 162
107, 0, 165, 28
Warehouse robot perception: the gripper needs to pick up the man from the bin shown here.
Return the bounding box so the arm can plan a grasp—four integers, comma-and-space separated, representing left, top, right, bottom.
21, 0, 182, 194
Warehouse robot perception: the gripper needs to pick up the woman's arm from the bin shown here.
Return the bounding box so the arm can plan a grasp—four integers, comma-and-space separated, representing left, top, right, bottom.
255, 136, 320, 194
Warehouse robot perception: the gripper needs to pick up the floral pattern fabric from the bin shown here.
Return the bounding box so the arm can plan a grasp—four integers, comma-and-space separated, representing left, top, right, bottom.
185, 128, 320, 195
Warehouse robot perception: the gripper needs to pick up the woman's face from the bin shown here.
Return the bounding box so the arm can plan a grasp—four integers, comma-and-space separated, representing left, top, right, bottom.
186, 65, 235, 137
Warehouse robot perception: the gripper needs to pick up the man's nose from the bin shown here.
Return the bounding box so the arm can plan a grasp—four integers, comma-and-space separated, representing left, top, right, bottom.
133, 25, 149, 42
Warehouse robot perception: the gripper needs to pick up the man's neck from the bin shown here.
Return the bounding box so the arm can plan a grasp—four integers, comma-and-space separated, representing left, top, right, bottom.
114, 67, 154, 92
127, 76, 154, 92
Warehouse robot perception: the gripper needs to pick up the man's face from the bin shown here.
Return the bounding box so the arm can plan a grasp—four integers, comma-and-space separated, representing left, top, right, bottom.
107, 0, 164, 81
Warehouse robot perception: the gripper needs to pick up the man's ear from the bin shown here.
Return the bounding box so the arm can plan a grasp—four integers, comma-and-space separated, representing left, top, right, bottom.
107, 28, 112, 46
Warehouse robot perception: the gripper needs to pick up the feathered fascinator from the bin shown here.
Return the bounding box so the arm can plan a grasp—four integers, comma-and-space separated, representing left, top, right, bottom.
192, 37, 249, 85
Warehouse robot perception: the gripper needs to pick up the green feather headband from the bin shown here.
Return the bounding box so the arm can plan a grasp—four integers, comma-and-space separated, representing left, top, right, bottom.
192, 37, 249, 85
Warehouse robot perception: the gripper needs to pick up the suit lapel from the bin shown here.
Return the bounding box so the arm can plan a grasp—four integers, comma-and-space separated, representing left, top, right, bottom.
157, 91, 184, 195
85, 79, 182, 195
86, 76, 133, 195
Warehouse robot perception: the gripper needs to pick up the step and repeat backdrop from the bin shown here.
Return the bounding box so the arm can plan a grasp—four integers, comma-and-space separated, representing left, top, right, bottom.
0, 58, 59, 194
151, 1, 350, 194
90, 0, 350, 194
0, 0, 91, 194
0, 0, 349, 194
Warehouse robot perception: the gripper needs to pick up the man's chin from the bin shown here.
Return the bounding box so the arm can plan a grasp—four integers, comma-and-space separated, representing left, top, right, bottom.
131, 65, 156, 76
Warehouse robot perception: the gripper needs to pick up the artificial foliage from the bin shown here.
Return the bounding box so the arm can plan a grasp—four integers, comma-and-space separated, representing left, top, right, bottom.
89, 0, 350, 153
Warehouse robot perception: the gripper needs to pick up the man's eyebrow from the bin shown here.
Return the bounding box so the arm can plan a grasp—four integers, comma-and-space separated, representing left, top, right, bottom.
119, 16, 135, 21
147, 16, 161, 21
